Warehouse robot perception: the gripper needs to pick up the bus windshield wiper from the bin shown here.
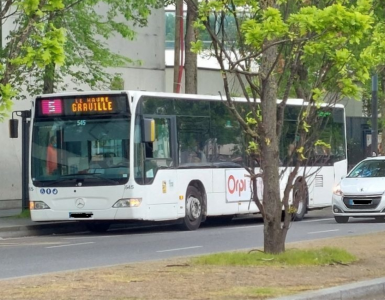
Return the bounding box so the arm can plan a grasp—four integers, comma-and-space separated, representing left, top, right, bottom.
84, 173, 120, 185
41, 176, 77, 187
41, 173, 120, 186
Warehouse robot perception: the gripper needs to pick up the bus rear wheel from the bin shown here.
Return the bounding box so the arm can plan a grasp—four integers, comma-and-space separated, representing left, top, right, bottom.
292, 180, 308, 221
180, 186, 203, 231
85, 221, 111, 233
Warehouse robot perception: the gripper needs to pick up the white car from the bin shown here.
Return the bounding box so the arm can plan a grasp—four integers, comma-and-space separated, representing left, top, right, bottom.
332, 156, 385, 223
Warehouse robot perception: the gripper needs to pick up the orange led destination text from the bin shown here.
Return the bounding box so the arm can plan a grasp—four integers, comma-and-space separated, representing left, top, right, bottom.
71, 96, 113, 113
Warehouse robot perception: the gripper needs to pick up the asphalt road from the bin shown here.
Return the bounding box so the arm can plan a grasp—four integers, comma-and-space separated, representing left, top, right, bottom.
2, 208, 385, 280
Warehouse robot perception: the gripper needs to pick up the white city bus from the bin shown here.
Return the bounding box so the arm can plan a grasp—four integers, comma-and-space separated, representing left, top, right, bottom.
24, 90, 347, 232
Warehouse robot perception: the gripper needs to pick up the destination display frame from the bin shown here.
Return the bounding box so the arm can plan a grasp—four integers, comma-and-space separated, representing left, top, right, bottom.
36, 94, 129, 117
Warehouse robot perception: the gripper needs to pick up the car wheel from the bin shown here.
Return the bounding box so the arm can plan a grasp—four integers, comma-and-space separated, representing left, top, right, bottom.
334, 216, 349, 224
180, 186, 203, 231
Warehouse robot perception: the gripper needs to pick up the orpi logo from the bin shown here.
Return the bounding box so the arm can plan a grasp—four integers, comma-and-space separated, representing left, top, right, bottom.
227, 175, 247, 196
226, 170, 251, 202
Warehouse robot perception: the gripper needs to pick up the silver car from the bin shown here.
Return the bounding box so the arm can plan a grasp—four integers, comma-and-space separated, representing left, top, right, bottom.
332, 157, 385, 223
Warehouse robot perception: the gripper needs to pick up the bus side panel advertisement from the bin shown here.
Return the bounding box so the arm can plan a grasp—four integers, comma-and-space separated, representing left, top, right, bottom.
226, 170, 264, 202
226, 170, 252, 202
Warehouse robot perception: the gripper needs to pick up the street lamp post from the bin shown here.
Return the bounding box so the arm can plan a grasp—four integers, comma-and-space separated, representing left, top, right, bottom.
372, 73, 378, 156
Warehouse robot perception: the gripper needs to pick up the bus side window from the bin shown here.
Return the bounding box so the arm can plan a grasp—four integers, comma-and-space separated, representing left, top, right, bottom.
144, 142, 156, 179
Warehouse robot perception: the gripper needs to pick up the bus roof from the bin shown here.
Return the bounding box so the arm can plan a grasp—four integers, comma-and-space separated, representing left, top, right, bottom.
36, 90, 345, 109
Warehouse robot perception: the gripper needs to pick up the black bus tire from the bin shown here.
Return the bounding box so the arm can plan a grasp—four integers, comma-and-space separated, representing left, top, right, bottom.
292, 180, 308, 221
180, 186, 203, 231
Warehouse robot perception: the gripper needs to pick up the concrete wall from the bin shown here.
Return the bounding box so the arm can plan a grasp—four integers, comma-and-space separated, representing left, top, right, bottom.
164, 50, 243, 96
104, 7, 166, 92
0, 100, 29, 208
165, 67, 242, 96
340, 97, 364, 118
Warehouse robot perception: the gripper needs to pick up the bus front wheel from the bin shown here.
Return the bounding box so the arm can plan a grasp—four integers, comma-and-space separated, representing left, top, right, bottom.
180, 186, 203, 231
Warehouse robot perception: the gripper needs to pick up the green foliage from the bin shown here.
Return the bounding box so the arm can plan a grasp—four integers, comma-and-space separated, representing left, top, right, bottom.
243, 8, 288, 48
192, 247, 357, 266
190, 40, 203, 53
0, 0, 162, 112
110, 75, 125, 90
0, 0, 69, 120
315, 140, 331, 149
11, 24, 66, 68
247, 140, 259, 156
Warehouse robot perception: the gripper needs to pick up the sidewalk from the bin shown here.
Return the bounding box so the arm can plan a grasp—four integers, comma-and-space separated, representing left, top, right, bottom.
0, 208, 86, 238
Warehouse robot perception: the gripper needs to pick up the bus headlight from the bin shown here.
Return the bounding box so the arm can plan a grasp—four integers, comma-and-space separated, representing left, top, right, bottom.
113, 198, 142, 208
30, 201, 50, 210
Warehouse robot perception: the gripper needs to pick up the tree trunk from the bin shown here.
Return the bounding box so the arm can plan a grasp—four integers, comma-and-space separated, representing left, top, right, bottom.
173, 0, 183, 93
43, 63, 55, 94
259, 0, 287, 254
184, 0, 197, 94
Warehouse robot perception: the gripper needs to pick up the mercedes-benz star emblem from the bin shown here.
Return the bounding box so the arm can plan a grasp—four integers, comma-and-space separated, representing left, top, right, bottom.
75, 198, 85, 209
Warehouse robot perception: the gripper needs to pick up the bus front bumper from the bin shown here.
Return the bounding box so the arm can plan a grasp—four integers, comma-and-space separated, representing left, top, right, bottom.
30, 207, 147, 222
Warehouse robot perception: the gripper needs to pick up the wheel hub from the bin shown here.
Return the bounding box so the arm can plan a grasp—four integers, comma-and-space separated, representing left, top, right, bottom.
294, 189, 305, 214
187, 196, 201, 221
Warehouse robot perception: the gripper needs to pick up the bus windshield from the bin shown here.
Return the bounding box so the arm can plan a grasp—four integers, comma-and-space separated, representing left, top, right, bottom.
31, 117, 130, 187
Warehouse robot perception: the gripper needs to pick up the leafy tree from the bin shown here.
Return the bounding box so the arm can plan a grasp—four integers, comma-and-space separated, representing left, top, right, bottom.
192, 0, 384, 253
9, 0, 162, 96
0, 0, 66, 120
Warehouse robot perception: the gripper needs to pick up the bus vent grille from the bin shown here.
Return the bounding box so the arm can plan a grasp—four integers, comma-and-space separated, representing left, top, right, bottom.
315, 175, 323, 187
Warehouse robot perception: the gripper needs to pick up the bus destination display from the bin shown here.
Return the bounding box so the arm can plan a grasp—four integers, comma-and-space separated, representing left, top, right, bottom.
38, 95, 128, 116
70, 97, 113, 113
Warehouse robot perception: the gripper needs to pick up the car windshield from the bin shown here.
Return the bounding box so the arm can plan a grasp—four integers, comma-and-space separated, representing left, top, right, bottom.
348, 160, 385, 178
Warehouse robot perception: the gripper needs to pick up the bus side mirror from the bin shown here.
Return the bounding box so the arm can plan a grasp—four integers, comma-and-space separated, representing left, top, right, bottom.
9, 119, 19, 138
142, 118, 155, 143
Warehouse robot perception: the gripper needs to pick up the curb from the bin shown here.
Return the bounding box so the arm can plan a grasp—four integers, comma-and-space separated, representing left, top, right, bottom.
0, 222, 87, 238
270, 277, 385, 300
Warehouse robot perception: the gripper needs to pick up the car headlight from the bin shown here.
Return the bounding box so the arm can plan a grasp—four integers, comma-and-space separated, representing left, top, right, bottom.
333, 184, 343, 196
113, 198, 142, 208
30, 201, 50, 210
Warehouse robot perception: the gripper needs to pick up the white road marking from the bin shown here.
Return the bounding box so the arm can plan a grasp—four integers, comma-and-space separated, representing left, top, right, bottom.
63, 231, 185, 240
63, 235, 119, 240
226, 225, 263, 230
307, 229, 339, 235
45, 242, 94, 249
301, 218, 334, 223
156, 246, 202, 253
226, 218, 334, 230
